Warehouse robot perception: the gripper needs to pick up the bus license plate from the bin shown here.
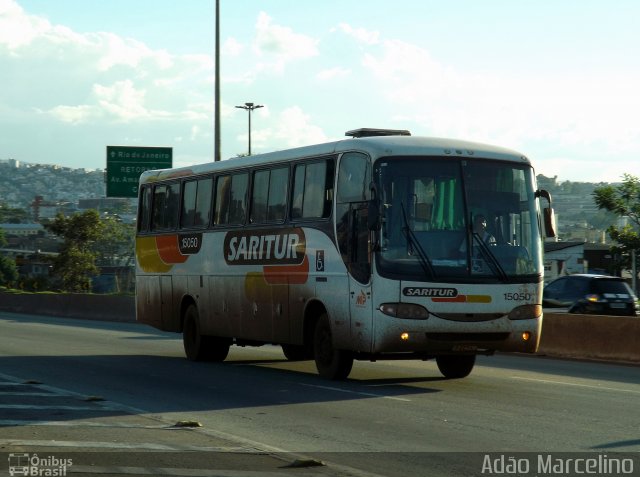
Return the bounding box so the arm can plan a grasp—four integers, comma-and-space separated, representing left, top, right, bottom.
452, 345, 478, 352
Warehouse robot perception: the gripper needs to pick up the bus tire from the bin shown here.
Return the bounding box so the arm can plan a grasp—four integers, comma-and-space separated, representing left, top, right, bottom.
313, 313, 353, 380
183, 304, 230, 362
436, 354, 476, 379
281, 344, 310, 361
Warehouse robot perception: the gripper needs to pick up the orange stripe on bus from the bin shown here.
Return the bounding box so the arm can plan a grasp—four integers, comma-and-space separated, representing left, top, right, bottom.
431, 295, 492, 303
432, 295, 467, 303
263, 256, 309, 285
156, 235, 188, 264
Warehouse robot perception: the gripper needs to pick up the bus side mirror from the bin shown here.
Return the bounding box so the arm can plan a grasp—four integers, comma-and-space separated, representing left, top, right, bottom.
536, 189, 556, 238
543, 207, 556, 238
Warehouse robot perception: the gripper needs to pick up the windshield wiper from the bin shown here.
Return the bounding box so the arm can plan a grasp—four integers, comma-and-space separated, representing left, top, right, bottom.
472, 233, 508, 281
400, 203, 436, 279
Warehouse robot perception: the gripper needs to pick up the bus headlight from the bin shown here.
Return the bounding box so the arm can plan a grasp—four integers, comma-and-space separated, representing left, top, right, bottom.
508, 304, 542, 320
379, 303, 429, 320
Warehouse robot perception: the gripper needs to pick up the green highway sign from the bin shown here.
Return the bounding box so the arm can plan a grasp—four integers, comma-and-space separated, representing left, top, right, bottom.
106, 146, 172, 198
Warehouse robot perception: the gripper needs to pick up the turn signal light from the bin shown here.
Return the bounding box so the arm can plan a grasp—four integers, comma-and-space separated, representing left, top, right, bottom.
521, 331, 531, 341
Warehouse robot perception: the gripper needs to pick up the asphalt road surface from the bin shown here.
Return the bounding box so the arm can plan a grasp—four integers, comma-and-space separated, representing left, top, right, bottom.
1, 312, 638, 477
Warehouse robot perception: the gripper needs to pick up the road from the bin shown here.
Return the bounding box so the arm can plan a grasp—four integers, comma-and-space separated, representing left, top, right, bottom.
0, 311, 639, 476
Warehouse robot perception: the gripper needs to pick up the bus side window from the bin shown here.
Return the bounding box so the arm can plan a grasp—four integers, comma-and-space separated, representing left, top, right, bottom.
194, 177, 213, 227
180, 177, 213, 228
252, 167, 289, 223
164, 182, 180, 230
291, 159, 334, 220
152, 185, 167, 230
181, 180, 197, 228
138, 185, 152, 232
151, 183, 179, 230
215, 173, 248, 225
337, 152, 371, 203
267, 167, 288, 221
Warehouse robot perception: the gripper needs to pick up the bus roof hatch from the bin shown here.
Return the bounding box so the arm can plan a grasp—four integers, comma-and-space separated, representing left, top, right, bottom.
345, 128, 412, 138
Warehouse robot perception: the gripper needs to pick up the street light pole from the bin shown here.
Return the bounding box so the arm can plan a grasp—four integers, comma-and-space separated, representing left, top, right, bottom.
235, 102, 263, 155
214, 0, 220, 161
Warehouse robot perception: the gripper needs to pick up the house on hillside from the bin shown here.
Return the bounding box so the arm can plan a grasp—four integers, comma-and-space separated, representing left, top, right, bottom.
543, 241, 587, 283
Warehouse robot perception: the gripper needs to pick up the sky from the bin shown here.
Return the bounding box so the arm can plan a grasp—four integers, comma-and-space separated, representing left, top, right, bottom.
1, 0, 639, 183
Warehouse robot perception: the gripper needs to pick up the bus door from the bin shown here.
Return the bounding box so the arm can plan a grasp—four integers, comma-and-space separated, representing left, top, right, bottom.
347, 203, 374, 352
337, 151, 374, 352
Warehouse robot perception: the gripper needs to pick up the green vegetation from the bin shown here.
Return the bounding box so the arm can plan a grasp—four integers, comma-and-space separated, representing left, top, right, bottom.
0, 227, 18, 287
44, 210, 103, 292
593, 174, 640, 273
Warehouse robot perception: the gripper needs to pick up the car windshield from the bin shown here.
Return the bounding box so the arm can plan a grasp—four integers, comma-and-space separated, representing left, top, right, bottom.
375, 156, 543, 282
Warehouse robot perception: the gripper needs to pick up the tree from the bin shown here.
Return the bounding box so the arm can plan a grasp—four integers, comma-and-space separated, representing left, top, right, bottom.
0, 203, 30, 223
0, 227, 18, 287
593, 173, 640, 273
45, 210, 103, 293
93, 214, 135, 267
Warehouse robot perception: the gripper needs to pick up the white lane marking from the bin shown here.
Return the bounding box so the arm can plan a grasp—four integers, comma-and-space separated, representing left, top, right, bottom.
300, 383, 411, 402
512, 376, 640, 394
0, 420, 178, 428
0, 391, 60, 396
0, 404, 115, 411
0, 439, 247, 452
70, 466, 325, 477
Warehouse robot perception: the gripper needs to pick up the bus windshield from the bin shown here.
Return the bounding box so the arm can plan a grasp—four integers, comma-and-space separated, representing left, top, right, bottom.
376, 157, 542, 281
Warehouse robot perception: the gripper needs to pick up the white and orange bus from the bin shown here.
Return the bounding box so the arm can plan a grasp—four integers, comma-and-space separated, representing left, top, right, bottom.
135, 128, 555, 379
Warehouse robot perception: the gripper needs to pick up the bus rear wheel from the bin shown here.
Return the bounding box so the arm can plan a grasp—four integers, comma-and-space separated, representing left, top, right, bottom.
183, 304, 230, 362
436, 354, 476, 379
313, 313, 353, 380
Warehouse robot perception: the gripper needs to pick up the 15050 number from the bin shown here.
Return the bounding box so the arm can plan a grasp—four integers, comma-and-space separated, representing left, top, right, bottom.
178, 233, 202, 254
182, 236, 199, 249
504, 292, 532, 301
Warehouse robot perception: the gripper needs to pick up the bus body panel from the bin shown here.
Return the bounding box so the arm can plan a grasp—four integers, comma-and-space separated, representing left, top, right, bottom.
136, 226, 349, 346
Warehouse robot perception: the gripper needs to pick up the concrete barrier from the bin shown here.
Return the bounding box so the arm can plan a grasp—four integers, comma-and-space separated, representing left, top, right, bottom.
0, 292, 637, 363
0, 291, 135, 322
538, 312, 639, 363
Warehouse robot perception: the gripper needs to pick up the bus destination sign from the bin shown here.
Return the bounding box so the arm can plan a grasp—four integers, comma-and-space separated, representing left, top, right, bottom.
106, 145, 173, 198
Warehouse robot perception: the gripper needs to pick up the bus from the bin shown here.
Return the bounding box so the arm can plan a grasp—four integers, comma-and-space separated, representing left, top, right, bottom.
135, 128, 555, 380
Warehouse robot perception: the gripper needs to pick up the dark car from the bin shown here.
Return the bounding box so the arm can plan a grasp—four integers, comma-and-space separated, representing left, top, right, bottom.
543, 274, 639, 316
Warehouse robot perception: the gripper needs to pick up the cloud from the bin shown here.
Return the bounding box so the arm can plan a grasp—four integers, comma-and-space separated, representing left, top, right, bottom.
253, 11, 318, 73
316, 67, 351, 81
47, 104, 97, 124
355, 35, 640, 173
271, 106, 328, 148
334, 23, 380, 45
0, 0, 48, 50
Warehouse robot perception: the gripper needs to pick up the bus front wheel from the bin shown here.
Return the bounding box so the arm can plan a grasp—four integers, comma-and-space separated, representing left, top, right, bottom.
436, 354, 476, 379
183, 305, 230, 362
313, 313, 353, 380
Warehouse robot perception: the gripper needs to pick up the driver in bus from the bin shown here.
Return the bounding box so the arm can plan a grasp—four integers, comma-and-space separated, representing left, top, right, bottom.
473, 214, 496, 246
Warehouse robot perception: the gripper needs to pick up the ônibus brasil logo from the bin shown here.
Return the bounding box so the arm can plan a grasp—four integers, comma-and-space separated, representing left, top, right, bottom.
8, 453, 72, 476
